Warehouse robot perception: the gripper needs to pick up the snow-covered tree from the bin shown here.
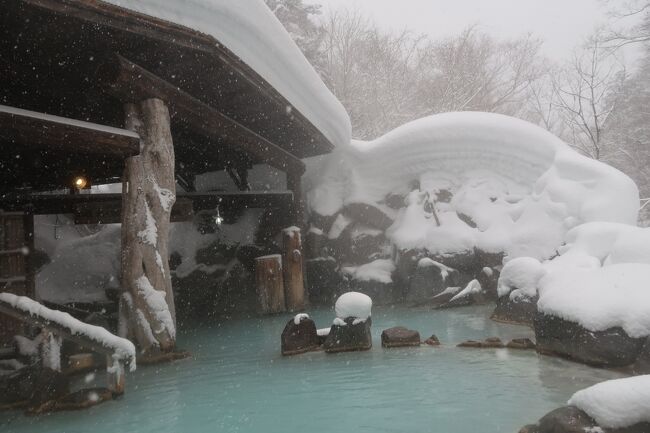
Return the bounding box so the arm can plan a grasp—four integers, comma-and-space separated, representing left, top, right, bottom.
264, 0, 327, 75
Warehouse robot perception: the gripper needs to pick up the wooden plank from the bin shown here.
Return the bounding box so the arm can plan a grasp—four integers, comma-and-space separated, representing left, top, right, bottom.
99, 55, 306, 174
0, 191, 293, 216
0, 104, 140, 157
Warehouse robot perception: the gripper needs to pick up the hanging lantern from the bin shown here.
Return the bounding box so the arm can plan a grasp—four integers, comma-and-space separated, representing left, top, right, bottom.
214, 204, 224, 226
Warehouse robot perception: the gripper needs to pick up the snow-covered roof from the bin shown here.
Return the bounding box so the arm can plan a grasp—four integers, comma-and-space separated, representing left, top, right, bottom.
104, 0, 351, 150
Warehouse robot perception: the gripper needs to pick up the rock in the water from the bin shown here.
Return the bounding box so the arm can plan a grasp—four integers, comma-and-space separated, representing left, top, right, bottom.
381, 327, 421, 348
457, 338, 504, 348
323, 318, 372, 353
457, 340, 484, 348
507, 338, 536, 350
424, 335, 441, 346
405, 259, 448, 305
534, 313, 645, 368
491, 294, 539, 326
532, 406, 599, 433
281, 315, 321, 356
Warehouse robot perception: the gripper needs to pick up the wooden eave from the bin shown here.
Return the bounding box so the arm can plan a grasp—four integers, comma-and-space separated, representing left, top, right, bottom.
2, 0, 335, 160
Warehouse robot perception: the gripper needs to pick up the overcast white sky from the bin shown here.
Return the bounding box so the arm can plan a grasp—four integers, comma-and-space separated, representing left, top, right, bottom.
312, 0, 612, 61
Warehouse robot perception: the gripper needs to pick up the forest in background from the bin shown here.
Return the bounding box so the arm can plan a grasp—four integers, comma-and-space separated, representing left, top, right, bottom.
265, 0, 650, 224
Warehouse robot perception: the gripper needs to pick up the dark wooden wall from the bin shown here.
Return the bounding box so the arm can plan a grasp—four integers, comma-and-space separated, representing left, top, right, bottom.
0, 212, 35, 348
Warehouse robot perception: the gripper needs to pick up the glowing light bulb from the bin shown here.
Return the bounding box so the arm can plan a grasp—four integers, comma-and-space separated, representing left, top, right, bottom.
73, 176, 88, 190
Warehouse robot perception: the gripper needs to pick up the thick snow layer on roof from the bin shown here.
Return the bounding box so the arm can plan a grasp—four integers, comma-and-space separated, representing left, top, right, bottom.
569, 375, 650, 428
335, 292, 372, 320
305, 112, 639, 260
103, 0, 350, 148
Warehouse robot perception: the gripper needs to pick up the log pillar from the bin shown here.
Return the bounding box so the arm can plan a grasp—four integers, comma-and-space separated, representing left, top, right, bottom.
119, 98, 176, 354
282, 227, 306, 311
255, 254, 285, 314
286, 169, 305, 227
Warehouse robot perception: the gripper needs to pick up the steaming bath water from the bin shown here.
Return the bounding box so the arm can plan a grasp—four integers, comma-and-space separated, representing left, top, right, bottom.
0, 305, 623, 433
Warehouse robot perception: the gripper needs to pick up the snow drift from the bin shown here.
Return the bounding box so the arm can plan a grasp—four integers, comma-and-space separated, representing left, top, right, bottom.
306, 112, 639, 261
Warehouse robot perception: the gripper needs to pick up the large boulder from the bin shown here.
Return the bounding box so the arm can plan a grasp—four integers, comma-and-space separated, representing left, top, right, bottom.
343, 203, 394, 231
281, 314, 321, 356
534, 313, 646, 368
404, 258, 456, 305
305, 257, 346, 304
520, 405, 650, 433
381, 327, 421, 348
347, 230, 388, 265
491, 295, 539, 326
347, 279, 398, 306
525, 406, 600, 433
323, 317, 373, 353
632, 338, 650, 374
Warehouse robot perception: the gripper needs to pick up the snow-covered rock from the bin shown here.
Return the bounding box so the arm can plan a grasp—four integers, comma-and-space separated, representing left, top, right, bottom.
334, 292, 372, 321
306, 112, 638, 262
497, 257, 545, 300
569, 375, 650, 429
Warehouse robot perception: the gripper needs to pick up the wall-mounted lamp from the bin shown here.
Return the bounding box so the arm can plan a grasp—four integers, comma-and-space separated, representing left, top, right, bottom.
72, 175, 89, 190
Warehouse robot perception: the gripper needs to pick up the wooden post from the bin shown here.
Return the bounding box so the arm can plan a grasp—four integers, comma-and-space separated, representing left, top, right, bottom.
282, 227, 306, 311
286, 169, 305, 227
106, 355, 125, 396
255, 255, 285, 314
120, 98, 176, 354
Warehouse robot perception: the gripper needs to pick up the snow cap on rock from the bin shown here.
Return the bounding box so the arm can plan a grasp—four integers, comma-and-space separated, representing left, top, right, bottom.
335, 292, 372, 321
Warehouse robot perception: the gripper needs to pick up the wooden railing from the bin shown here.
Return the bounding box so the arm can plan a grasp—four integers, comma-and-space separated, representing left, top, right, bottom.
0, 293, 136, 395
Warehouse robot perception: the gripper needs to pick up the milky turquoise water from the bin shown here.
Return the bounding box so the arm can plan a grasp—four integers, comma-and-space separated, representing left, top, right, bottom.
0, 305, 623, 433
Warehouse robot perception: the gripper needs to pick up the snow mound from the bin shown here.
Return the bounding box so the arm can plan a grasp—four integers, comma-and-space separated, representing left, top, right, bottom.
569, 375, 650, 429
531, 222, 650, 338
497, 257, 545, 299
538, 263, 650, 338
335, 292, 372, 321
293, 313, 310, 325
342, 259, 395, 284
306, 112, 639, 260
103, 0, 350, 149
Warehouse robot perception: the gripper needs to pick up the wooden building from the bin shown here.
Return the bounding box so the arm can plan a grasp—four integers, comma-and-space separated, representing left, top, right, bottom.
0, 0, 344, 353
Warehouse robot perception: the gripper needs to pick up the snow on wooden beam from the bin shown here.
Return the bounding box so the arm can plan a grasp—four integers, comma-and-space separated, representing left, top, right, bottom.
0, 104, 140, 157
99, 54, 306, 174
0, 293, 136, 369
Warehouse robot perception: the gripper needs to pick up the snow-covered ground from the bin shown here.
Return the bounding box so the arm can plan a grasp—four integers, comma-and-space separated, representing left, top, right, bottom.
306, 112, 639, 261
102, 0, 350, 149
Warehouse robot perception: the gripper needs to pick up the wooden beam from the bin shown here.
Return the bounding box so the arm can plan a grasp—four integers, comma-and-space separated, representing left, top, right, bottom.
0, 191, 293, 216
99, 55, 306, 174
0, 104, 140, 156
